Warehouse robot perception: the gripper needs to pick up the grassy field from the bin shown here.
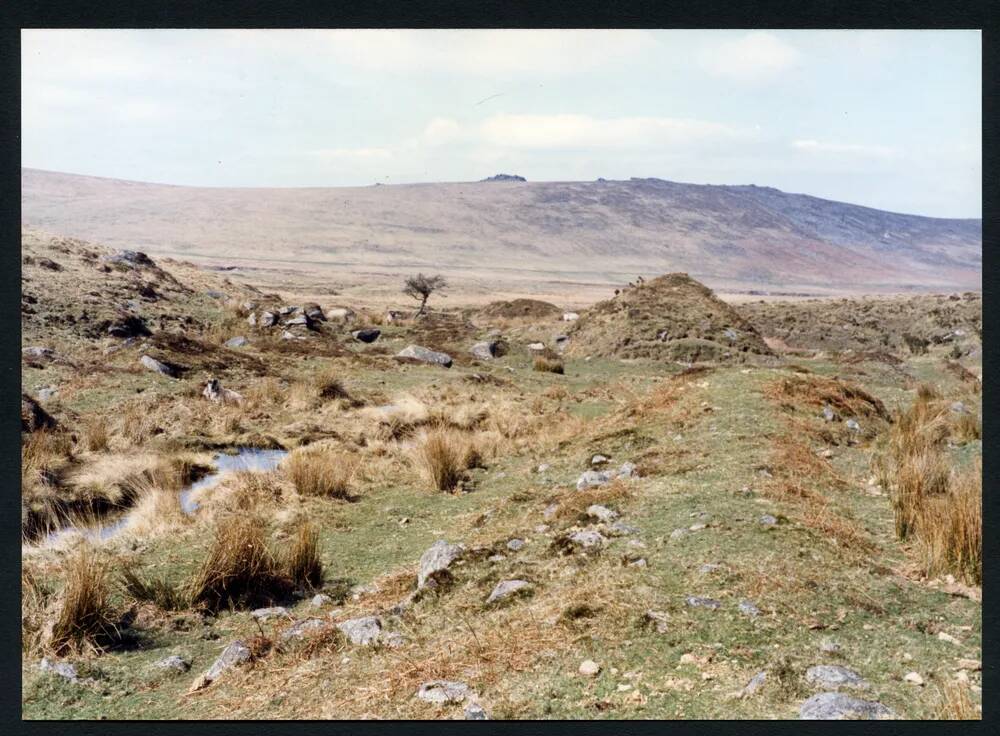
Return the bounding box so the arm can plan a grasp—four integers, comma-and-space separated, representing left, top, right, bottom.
21, 230, 982, 720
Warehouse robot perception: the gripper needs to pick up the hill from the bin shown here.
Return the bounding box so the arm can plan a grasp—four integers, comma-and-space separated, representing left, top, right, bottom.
21, 169, 981, 304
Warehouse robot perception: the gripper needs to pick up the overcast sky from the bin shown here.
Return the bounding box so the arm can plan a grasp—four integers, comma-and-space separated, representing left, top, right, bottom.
22, 29, 981, 217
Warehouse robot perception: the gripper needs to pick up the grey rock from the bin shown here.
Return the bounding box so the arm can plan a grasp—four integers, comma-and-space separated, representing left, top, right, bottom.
471, 339, 507, 360
487, 554, 506, 563
281, 618, 328, 641
537, 463, 551, 474
327, 307, 356, 322
278, 305, 298, 316
103, 250, 155, 267
568, 529, 606, 549
225, 336, 249, 348
822, 405, 837, 422
685, 596, 722, 610
280, 330, 299, 340
759, 514, 778, 527
303, 304, 326, 321
527, 342, 546, 352
506, 538, 525, 552
205, 640, 251, 682
39, 657, 78, 682
464, 702, 489, 719
819, 639, 842, 655
352, 328, 381, 343
799, 692, 895, 720
417, 540, 465, 589
337, 616, 382, 645
576, 462, 636, 491
37, 386, 58, 401
22, 346, 55, 360
738, 600, 761, 618
486, 579, 533, 605
311, 593, 332, 608
396, 344, 453, 368
586, 504, 619, 523
591, 454, 610, 466
563, 312, 580, 322
845, 419, 861, 433
543, 503, 559, 520
805, 665, 870, 691
139, 354, 178, 378
285, 315, 311, 328
247, 312, 258, 326
723, 328, 739, 341
951, 401, 969, 414
154, 655, 191, 673
607, 521, 640, 537
417, 680, 474, 704
206, 290, 225, 299
741, 671, 767, 698
260, 311, 278, 327
670, 528, 689, 540
251, 606, 289, 622
698, 563, 724, 574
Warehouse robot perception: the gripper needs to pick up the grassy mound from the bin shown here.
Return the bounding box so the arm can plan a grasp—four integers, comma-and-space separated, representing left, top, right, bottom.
565, 273, 773, 362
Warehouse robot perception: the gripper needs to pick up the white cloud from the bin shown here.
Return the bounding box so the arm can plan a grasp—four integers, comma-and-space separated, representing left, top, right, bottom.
700, 32, 800, 81
422, 117, 463, 146
312, 147, 393, 160
479, 114, 745, 149
791, 139, 898, 159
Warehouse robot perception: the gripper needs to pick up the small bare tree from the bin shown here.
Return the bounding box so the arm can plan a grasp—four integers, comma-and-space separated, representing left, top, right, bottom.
403, 273, 447, 317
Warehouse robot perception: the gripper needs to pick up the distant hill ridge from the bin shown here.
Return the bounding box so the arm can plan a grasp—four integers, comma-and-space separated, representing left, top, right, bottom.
21, 168, 981, 294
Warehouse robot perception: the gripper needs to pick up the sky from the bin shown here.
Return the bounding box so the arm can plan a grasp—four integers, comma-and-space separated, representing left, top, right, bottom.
21, 29, 981, 218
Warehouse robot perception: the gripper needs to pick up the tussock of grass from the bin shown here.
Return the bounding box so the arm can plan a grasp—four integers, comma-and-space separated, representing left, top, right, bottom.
314, 371, 351, 400
874, 391, 982, 584
188, 515, 292, 611
284, 522, 323, 590
764, 374, 890, 421
533, 356, 565, 374
22, 568, 52, 656
80, 415, 110, 452
414, 429, 474, 491
933, 682, 981, 719
284, 447, 358, 498
50, 546, 120, 655
120, 565, 189, 611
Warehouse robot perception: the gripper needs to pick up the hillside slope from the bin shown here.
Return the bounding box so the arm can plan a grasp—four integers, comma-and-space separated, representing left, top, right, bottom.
21, 169, 981, 298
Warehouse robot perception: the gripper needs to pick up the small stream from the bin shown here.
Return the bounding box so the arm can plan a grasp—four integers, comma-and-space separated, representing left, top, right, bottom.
40, 448, 288, 548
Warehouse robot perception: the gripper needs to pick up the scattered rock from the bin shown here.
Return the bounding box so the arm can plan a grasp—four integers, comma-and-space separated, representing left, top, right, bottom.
643, 610, 670, 633
336, 616, 382, 645
845, 419, 861, 433
938, 632, 962, 646
153, 655, 191, 673
39, 657, 78, 682
591, 454, 609, 466
395, 344, 453, 368
22, 346, 55, 360
416, 680, 474, 704
37, 386, 58, 401
579, 659, 601, 677
576, 462, 636, 491
689, 523, 707, 532
506, 538, 525, 552
260, 311, 278, 327
950, 401, 969, 414
190, 640, 251, 691
741, 671, 767, 698
139, 354, 179, 378
956, 658, 981, 671
470, 339, 507, 360
281, 618, 328, 641
542, 503, 559, 520
586, 504, 619, 523
527, 342, 546, 352
352, 328, 381, 343
670, 528, 689, 540
303, 304, 326, 322
103, 250, 155, 268
799, 692, 895, 720
685, 596, 722, 610
464, 702, 489, 719
822, 405, 837, 422
225, 336, 249, 348
251, 606, 289, 622
486, 579, 533, 605
563, 312, 580, 322
567, 529, 606, 549
607, 521, 640, 537
759, 514, 778, 527
417, 540, 465, 589
903, 672, 925, 686
805, 665, 870, 691
284, 315, 312, 329
819, 639, 842, 655
738, 600, 761, 618
537, 463, 551, 474
311, 594, 332, 608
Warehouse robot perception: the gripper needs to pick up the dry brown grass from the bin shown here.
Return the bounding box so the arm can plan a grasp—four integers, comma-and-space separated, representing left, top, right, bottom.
550, 478, 633, 522
954, 413, 981, 442
188, 515, 292, 611
283, 447, 358, 499
22, 567, 52, 655
283, 522, 324, 590
116, 400, 158, 446
932, 682, 981, 719
80, 415, 110, 452
532, 356, 565, 374
49, 545, 120, 654
875, 391, 982, 584
413, 429, 474, 492
120, 564, 189, 611
764, 374, 890, 421
313, 370, 351, 401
